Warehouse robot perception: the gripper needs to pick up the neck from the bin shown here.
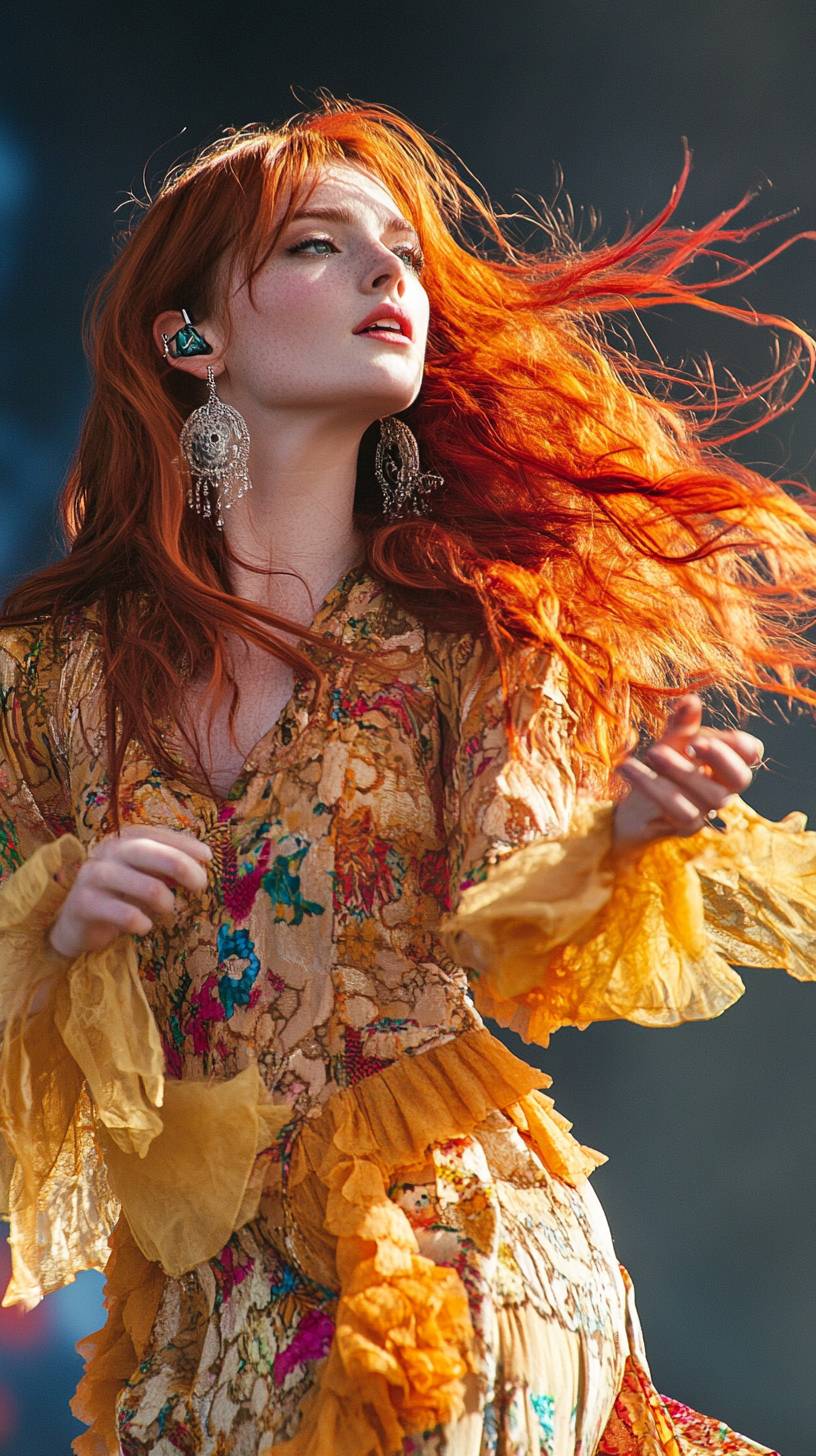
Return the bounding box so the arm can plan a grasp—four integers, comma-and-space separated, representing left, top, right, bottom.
218, 402, 370, 617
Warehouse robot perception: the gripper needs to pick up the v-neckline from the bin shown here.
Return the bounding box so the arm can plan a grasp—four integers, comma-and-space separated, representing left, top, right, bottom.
158, 556, 369, 814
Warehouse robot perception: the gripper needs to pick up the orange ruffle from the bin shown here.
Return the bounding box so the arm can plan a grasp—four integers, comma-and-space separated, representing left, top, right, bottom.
69, 1025, 603, 1456
69, 1215, 165, 1456
439, 795, 816, 1046
0, 835, 118, 1310
259, 1025, 605, 1456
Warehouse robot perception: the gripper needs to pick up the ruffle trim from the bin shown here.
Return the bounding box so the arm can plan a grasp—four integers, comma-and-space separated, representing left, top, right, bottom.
69, 1214, 165, 1456
0, 834, 120, 1310
0, 833, 289, 1308
70, 1025, 604, 1456
439, 795, 816, 1046
258, 1025, 605, 1456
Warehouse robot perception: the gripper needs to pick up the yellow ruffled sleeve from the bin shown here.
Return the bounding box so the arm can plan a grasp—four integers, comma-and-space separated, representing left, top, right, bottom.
0, 835, 290, 1311
429, 629, 816, 1048
0, 625, 288, 1311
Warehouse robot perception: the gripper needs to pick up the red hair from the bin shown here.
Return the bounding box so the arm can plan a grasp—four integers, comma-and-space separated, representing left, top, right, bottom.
5, 92, 816, 826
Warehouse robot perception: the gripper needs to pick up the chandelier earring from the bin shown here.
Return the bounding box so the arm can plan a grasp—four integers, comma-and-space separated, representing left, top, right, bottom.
178, 364, 252, 529
374, 415, 443, 522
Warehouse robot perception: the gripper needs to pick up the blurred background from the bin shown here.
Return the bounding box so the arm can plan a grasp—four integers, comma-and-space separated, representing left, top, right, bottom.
2, 2, 815, 1452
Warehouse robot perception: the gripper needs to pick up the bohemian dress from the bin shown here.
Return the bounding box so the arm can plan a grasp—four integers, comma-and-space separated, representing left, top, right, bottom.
1, 558, 814, 1456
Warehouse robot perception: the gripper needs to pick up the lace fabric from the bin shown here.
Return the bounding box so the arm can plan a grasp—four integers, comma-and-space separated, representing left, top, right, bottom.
438, 793, 816, 1047
0, 594, 799, 1455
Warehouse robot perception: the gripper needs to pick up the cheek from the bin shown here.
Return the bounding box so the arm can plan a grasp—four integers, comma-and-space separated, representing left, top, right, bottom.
245, 270, 347, 339
235, 282, 357, 382
411, 285, 431, 346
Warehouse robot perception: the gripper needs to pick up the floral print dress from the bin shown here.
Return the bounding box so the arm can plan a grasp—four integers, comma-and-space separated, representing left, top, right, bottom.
1, 558, 812, 1456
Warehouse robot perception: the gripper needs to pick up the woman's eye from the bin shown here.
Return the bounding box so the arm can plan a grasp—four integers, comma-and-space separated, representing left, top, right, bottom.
400, 246, 426, 274
288, 236, 337, 257
287, 235, 425, 273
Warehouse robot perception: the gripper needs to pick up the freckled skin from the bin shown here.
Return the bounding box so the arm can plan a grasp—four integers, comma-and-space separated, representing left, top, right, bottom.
153, 169, 764, 853
214, 162, 430, 427
151, 161, 431, 631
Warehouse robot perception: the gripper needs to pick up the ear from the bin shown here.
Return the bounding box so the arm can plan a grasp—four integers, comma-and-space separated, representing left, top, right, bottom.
153, 309, 226, 379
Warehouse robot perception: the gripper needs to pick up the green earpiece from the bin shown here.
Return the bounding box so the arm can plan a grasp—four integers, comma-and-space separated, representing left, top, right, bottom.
165, 307, 213, 358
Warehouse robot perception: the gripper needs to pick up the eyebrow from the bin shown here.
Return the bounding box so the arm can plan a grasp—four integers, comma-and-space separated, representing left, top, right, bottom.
288, 203, 420, 244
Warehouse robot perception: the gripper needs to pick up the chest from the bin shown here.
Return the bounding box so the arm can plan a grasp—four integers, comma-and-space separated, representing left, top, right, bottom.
176, 657, 297, 800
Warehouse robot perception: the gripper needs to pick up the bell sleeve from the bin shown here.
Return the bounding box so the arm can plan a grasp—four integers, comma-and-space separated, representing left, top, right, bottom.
0, 622, 119, 1310
0, 624, 289, 1312
429, 628, 816, 1049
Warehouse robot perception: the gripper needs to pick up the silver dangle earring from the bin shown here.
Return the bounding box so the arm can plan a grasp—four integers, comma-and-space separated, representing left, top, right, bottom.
179, 364, 252, 529
374, 415, 443, 522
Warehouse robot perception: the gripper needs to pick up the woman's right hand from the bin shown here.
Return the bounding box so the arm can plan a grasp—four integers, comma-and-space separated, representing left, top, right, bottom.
47, 824, 213, 960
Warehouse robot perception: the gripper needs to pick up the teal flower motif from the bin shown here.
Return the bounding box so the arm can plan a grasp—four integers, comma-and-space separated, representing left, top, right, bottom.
0, 816, 21, 877
530, 1392, 556, 1455
216, 922, 261, 1018
261, 841, 325, 926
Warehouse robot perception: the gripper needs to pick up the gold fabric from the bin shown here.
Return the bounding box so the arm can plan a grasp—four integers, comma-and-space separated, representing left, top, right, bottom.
439, 794, 816, 1046
0, 833, 291, 1307
0, 583, 801, 1456
257, 1026, 605, 1456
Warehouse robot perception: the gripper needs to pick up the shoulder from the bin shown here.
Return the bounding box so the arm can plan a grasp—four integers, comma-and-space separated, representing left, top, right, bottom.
0, 607, 101, 718
0, 620, 56, 696
424, 625, 481, 676
424, 625, 572, 719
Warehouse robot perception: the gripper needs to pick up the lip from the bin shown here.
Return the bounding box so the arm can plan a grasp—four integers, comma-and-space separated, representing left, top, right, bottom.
352, 303, 413, 341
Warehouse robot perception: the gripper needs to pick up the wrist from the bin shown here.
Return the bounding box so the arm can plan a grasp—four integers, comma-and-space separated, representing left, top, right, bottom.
610, 800, 655, 862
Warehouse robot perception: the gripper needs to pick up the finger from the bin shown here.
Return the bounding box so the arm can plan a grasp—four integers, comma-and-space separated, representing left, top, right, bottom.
681, 736, 756, 790
87, 859, 178, 916
74, 886, 155, 937
616, 755, 713, 835
107, 840, 210, 893
101, 825, 213, 861
690, 727, 764, 766
642, 743, 738, 811
661, 693, 704, 747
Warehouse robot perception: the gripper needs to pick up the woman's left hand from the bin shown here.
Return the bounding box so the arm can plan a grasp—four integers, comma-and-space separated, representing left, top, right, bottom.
612, 692, 764, 852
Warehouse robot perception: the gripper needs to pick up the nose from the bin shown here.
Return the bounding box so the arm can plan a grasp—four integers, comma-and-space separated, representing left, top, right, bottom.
365, 246, 408, 295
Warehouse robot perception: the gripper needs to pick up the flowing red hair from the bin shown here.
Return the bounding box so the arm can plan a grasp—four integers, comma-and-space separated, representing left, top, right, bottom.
5, 91, 816, 828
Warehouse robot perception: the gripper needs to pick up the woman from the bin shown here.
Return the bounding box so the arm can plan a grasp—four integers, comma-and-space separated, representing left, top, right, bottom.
1, 96, 815, 1456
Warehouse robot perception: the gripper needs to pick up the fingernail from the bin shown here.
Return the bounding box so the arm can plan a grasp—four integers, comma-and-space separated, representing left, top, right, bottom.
202, 846, 213, 859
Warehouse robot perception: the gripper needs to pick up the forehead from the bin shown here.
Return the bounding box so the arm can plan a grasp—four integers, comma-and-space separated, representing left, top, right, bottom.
289, 162, 415, 233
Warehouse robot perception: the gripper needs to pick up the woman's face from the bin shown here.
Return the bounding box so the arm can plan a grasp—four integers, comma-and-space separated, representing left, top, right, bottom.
210, 162, 429, 424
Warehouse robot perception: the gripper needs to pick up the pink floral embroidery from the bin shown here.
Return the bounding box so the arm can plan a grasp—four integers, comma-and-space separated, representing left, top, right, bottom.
183, 971, 226, 1055
334, 805, 402, 915
213, 1242, 255, 1309
273, 1308, 335, 1385
224, 837, 273, 922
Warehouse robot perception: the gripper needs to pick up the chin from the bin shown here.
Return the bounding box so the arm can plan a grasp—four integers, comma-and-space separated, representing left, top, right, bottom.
365, 372, 423, 413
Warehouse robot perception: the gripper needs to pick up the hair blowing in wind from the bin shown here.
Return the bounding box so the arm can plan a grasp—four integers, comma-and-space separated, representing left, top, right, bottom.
5, 92, 816, 827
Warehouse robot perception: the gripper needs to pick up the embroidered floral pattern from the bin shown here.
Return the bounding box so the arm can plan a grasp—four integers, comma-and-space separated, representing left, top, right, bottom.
0, 566, 782, 1455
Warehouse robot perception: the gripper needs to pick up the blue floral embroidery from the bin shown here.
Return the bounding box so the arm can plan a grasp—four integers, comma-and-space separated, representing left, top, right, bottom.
216, 923, 260, 1017
481, 1396, 499, 1452
261, 841, 325, 925
530, 1392, 556, 1455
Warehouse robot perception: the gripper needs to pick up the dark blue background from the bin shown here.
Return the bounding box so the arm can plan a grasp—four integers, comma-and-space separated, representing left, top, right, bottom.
2, 3, 814, 1452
